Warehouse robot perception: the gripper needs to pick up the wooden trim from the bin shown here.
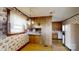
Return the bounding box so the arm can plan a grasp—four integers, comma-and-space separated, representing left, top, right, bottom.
6, 8, 10, 36
6, 7, 29, 19
52, 21, 62, 23
14, 7, 29, 18
7, 32, 25, 36
17, 42, 29, 51
52, 39, 62, 40
62, 13, 79, 22
30, 16, 52, 18
6, 8, 28, 36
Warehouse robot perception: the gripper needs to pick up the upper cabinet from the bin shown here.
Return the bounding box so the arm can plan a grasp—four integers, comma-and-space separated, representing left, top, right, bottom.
52, 22, 62, 31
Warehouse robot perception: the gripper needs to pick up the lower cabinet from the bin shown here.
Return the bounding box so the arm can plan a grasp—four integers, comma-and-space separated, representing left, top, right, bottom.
29, 35, 42, 44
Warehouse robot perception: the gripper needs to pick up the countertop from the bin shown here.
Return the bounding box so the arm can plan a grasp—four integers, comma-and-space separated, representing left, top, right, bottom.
26, 31, 41, 35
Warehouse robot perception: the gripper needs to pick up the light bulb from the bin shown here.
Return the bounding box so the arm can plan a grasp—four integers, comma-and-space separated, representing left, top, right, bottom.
31, 21, 34, 24
27, 20, 31, 26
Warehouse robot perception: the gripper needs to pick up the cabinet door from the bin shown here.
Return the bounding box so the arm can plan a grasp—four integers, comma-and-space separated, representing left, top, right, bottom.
29, 35, 41, 44
35, 35, 41, 44
29, 35, 34, 43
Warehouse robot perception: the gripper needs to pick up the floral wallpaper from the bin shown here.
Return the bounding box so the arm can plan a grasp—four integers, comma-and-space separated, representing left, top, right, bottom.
63, 14, 79, 24
0, 8, 7, 39
0, 34, 29, 51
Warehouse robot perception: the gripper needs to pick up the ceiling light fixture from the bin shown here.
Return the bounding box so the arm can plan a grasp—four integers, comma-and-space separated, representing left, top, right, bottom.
49, 10, 55, 16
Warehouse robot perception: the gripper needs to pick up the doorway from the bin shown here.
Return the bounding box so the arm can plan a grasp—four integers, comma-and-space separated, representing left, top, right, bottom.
52, 22, 62, 44
52, 22, 68, 51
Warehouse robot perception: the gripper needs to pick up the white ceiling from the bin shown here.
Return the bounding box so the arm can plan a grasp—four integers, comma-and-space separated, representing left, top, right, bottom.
17, 7, 79, 22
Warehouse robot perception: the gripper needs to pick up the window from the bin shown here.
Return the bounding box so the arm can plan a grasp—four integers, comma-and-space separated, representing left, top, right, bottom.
8, 10, 27, 34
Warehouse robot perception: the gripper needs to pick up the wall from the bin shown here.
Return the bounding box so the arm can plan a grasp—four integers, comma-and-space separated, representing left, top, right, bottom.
0, 8, 29, 51
70, 24, 79, 51
31, 16, 52, 46
0, 33, 29, 51
63, 14, 79, 24
64, 24, 74, 50
0, 8, 7, 39
63, 14, 79, 50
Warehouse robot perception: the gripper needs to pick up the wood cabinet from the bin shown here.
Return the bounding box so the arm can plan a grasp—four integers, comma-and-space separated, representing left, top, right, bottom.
52, 22, 62, 31
29, 35, 41, 44
52, 33, 58, 39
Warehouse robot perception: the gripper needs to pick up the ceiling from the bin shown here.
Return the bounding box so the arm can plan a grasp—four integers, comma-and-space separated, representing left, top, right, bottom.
17, 7, 79, 22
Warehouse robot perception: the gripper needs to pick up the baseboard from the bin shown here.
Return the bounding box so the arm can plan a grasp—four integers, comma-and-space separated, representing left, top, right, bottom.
52, 39, 62, 40
17, 42, 29, 51
62, 44, 71, 51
